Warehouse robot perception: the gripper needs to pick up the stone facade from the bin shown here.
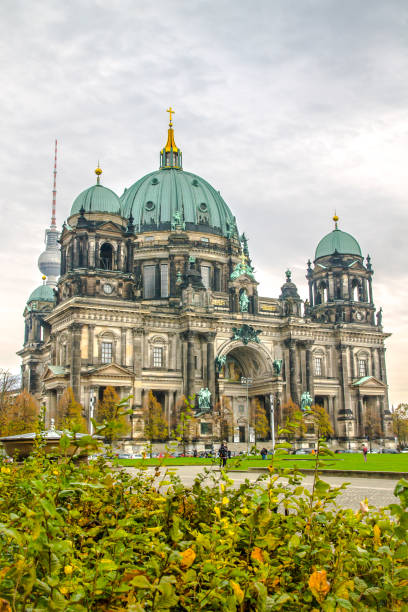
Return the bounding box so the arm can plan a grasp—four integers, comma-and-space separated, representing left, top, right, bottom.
18, 125, 392, 450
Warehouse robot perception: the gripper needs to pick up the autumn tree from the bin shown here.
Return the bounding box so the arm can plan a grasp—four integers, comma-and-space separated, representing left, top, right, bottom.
95, 386, 129, 441
0, 369, 20, 434
363, 403, 383, 451
173, 395, 196, 455
212, 397, 233, 443
57, 387, 87, 432
392, 403, 408, 449
250, 398, 270, 443
143, 391, 168, 444
0, 390, 39, 436
280, 399, 305, 440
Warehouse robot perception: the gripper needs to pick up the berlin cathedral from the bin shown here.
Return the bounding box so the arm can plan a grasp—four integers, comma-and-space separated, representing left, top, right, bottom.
18, 111, 392, 449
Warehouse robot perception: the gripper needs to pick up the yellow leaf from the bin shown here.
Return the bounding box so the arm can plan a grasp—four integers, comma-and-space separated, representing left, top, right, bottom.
180, 548, 196, 569
64, 565, 73, 575
230, 580, 244, 603
222, 497, 229, 506
373, 524, 381, 547
214, 506, 221, 519
308, 570, 330, 603
251, 547, 264, 563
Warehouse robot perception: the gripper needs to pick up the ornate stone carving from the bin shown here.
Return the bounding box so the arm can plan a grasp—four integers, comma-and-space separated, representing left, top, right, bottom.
231, 324, 261, 345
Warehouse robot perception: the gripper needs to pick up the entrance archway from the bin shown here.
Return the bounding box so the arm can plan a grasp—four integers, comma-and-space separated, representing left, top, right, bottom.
216, 342, 274, 445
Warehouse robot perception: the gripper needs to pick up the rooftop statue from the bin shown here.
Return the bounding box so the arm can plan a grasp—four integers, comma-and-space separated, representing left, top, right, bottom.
239, 290, 249, 312
230, 252, 256, 281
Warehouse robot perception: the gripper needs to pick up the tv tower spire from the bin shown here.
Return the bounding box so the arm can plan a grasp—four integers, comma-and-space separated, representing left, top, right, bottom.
37, 140, 61, 287
51, 139, 57, 228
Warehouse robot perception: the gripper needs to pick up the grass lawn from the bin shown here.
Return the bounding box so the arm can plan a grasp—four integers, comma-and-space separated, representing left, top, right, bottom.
118, 454, 408, 473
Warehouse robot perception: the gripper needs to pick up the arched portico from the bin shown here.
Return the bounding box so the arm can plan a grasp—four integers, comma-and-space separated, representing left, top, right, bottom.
216, 340, 276, 445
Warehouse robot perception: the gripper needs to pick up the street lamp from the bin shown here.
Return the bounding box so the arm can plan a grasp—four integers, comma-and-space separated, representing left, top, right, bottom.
347, 420, 353, 450
269, 394, 275, 454
241, 377, 253, 453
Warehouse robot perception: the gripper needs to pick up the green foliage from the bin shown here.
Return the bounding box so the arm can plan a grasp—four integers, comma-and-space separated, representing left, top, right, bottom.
0, 408, 407, 610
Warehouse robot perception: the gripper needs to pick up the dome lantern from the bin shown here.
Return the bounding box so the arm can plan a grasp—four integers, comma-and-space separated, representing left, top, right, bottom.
315, 215, 362, 260
160, 107, 183, 170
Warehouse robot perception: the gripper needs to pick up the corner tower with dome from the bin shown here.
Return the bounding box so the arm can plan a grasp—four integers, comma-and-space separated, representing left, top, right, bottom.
19, 112, 393, 450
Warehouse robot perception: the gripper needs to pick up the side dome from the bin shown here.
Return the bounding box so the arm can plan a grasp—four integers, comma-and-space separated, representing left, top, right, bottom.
70, 184, 121, 216
120, 169, 238, 238
315, 227, 362, 260
27, 284, 55, 304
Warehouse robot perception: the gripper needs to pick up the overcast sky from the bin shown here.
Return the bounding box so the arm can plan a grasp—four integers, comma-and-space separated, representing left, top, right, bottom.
0, 0, 407, 405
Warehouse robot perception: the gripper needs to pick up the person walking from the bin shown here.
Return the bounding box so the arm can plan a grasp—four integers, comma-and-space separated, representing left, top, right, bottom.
362, 445, 368, 463
219, 442, 228, 468
260, 447, 268, 460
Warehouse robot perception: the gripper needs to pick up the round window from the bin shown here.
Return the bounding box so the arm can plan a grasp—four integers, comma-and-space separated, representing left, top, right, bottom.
199, 202, 207, 212
151, 178, 159, 185
145, 201, 155, 211
192, 179, 199, 187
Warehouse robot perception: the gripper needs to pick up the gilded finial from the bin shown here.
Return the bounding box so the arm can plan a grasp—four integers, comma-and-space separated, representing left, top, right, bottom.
95, 162, 102, 185
167, 106, 175, 127
333, 211, 339, 229
42, 275, 46, 284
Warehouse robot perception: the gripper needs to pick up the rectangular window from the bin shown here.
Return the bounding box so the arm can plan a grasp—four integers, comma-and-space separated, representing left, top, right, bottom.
201, 265, 211, 289
314, 357, 322, 377
153, 346, 163, 368
160, 264, 169, 298
200, 422, 213, 435
358, 359, 368, 377
143, 265, 155, 299
144, 236, 154, 242
101, 342, 113, 364
200, 237, 209, 243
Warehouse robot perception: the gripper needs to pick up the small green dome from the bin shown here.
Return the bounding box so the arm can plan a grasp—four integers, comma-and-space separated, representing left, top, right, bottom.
315, 228, 362, 260
27, 284, 55, 304
120, 169, 238, 238
70, 184, 121, 216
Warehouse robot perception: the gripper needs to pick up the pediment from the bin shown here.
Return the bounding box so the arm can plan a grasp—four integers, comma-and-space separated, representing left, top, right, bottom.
85, 362, 134, 378
352, 376, 386, 390
98, 221, 122, 233
43, 365, 68, 381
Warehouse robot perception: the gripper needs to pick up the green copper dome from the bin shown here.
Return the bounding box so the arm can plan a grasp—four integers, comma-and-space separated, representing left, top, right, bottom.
315, 228, 362, 260
120, 169, 238, 238
70, 184, 121, 217
27, 284, 55, 304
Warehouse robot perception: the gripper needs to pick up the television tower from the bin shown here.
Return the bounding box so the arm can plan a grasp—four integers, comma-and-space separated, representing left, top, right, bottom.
38, 140, 61, 286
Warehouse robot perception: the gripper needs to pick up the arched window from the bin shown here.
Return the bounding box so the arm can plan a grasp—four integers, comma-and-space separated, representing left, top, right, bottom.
318, 281, 328, 304
100, 243, 113, 270
351, 279, 360, 302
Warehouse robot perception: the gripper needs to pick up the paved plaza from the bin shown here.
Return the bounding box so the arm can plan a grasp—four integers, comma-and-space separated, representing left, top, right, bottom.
126, 465, 400, 512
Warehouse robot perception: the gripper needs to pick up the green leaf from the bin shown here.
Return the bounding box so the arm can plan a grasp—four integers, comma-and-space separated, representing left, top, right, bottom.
130, 575, 152, 589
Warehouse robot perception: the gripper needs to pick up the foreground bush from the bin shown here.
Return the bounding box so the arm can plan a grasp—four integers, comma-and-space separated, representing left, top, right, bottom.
0, 443, 407, 610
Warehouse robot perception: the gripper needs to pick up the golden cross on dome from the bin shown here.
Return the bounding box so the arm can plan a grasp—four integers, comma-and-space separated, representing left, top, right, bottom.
167, 106, 175, 126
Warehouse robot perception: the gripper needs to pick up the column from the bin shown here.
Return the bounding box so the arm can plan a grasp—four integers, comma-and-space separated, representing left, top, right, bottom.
132, 328, 144, 376
337, 343, 351, 417
357, 394, 364, 438
349, 347, 355, 380
330, 396, 337, 437
121, 328, 127, 366
206, 332, 216, 403
368, 276, 373, 304
88, 324, 95, 364
370, 348, 377, 378
378, 347, 390, 414
304, 341, 314, 400
70, 322, 82, 401
284, 339, 299, 405
186, 331, 195, 401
